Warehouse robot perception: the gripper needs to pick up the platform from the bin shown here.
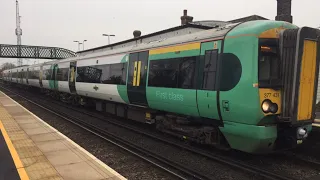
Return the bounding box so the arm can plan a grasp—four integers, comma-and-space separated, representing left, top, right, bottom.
0, 91, 126, 180
312, 119, 320, 128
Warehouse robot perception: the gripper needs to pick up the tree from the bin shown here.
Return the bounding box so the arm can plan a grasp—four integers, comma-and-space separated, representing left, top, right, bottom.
0, 62, 16, 76
1, 62, 15, 70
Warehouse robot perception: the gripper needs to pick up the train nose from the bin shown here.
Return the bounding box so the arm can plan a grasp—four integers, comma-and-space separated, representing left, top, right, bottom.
297, 127, 308, 138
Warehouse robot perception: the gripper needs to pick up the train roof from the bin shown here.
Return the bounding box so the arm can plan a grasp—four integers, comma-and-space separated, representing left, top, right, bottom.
4, 20, 299, 71
78, 23, 213, 54
55, 22, 239, 64
58, 20, 297, 63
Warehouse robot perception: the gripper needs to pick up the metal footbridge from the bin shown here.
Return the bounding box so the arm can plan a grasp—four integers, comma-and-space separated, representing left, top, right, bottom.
0, 44, 76, 59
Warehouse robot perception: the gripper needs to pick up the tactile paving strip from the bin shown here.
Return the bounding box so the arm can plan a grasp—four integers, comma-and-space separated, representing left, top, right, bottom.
0, 105, 63, 180
0, 92, 127, 180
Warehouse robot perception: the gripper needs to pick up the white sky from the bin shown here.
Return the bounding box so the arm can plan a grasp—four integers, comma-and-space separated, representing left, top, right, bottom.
0, 0, 319, 66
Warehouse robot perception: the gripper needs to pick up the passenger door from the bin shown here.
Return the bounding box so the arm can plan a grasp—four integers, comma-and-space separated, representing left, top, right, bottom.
49, 64, 58, 90
197, 41, 222, 121
127, 51, 149, 106
68, 61, 77, 94
39, 66, 43, 88
26, 68, 29, 85
20, 69, 24, 83
16, 69, 18, 83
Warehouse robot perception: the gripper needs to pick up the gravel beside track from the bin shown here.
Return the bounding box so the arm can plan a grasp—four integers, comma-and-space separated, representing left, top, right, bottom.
285, 128, 320, 170
2, 83, 320, 180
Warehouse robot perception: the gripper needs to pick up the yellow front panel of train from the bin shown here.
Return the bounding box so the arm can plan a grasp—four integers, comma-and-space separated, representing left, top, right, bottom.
297, 40, 317, 121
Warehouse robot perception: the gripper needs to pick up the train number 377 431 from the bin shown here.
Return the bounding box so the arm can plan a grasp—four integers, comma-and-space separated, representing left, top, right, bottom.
264, 93, 280, 98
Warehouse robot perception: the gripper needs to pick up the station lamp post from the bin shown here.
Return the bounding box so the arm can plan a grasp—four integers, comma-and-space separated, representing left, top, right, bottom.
74, 40, 87, 51
82, 40, 87, 50
73, 41, 81, 51
102, 34, 115, 45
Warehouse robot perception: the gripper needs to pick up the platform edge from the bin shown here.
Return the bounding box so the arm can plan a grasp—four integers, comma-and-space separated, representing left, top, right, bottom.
1, 91, 127, 180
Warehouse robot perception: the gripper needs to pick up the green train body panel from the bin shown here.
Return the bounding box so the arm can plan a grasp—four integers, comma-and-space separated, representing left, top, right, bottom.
219, 122, 278, 153
117, 85, 129, 104
147, 87, 198, 116
118, 54, 130, 103
220, 35, 260, 125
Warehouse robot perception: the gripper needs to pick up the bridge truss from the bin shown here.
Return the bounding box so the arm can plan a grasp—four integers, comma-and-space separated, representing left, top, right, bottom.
0, 44, 76, 60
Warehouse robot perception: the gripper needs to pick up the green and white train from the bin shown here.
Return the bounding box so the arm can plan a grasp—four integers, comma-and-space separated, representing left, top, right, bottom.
3, 20, 320, 153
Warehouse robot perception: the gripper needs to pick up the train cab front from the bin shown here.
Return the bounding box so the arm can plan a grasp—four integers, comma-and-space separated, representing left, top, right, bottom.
258, 26, 320, 151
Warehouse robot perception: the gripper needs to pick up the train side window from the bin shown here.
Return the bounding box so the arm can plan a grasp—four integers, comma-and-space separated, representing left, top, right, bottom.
76, 63, 127, 85
148, 57, 197, 89
202, 50, 218, 90
44, 68, 51, 80
76, 66, 101, 83
178, 57, 196, 89
148, 59, 179, 88
108, 63, 127, 85
57, 68, 69, 81
30, 68, 39, 79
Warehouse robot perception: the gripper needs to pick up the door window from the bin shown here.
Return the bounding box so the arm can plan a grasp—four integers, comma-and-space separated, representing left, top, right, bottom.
202, 50, 218, 90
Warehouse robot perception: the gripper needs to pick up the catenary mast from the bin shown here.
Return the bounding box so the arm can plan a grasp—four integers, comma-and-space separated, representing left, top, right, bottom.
16, 0, 22, 66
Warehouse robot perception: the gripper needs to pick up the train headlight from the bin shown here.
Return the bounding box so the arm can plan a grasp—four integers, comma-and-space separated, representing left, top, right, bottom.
297, 127, 308, 139
262, 100, 271, 112
261, 99, 278, 113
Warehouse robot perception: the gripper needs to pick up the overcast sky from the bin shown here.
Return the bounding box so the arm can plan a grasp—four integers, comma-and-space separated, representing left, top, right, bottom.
0, 0, 319, 66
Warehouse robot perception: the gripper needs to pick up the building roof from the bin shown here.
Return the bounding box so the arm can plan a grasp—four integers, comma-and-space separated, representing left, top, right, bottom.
78, 23, 212, 54
78, 14, 269, 54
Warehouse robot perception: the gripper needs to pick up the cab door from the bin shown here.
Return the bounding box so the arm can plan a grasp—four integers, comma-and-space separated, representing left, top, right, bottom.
127, 51, 149, 106
197, 41, 222, 121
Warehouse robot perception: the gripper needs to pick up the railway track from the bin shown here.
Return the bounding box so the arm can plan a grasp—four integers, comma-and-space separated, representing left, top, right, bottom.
0, 85, 207, 180
0, 84, 299, 180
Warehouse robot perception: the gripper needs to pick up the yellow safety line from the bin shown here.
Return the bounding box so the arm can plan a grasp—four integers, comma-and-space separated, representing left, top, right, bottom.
312, 123, 320, 127
0, 121, 29, 180
314, 119, 320, 123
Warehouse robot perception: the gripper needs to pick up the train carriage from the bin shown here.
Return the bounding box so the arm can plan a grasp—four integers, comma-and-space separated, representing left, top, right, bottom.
3, 20, 320, 154
40, 61, 58, 90
74, 53, 128, 104
27, 65, 42, 88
